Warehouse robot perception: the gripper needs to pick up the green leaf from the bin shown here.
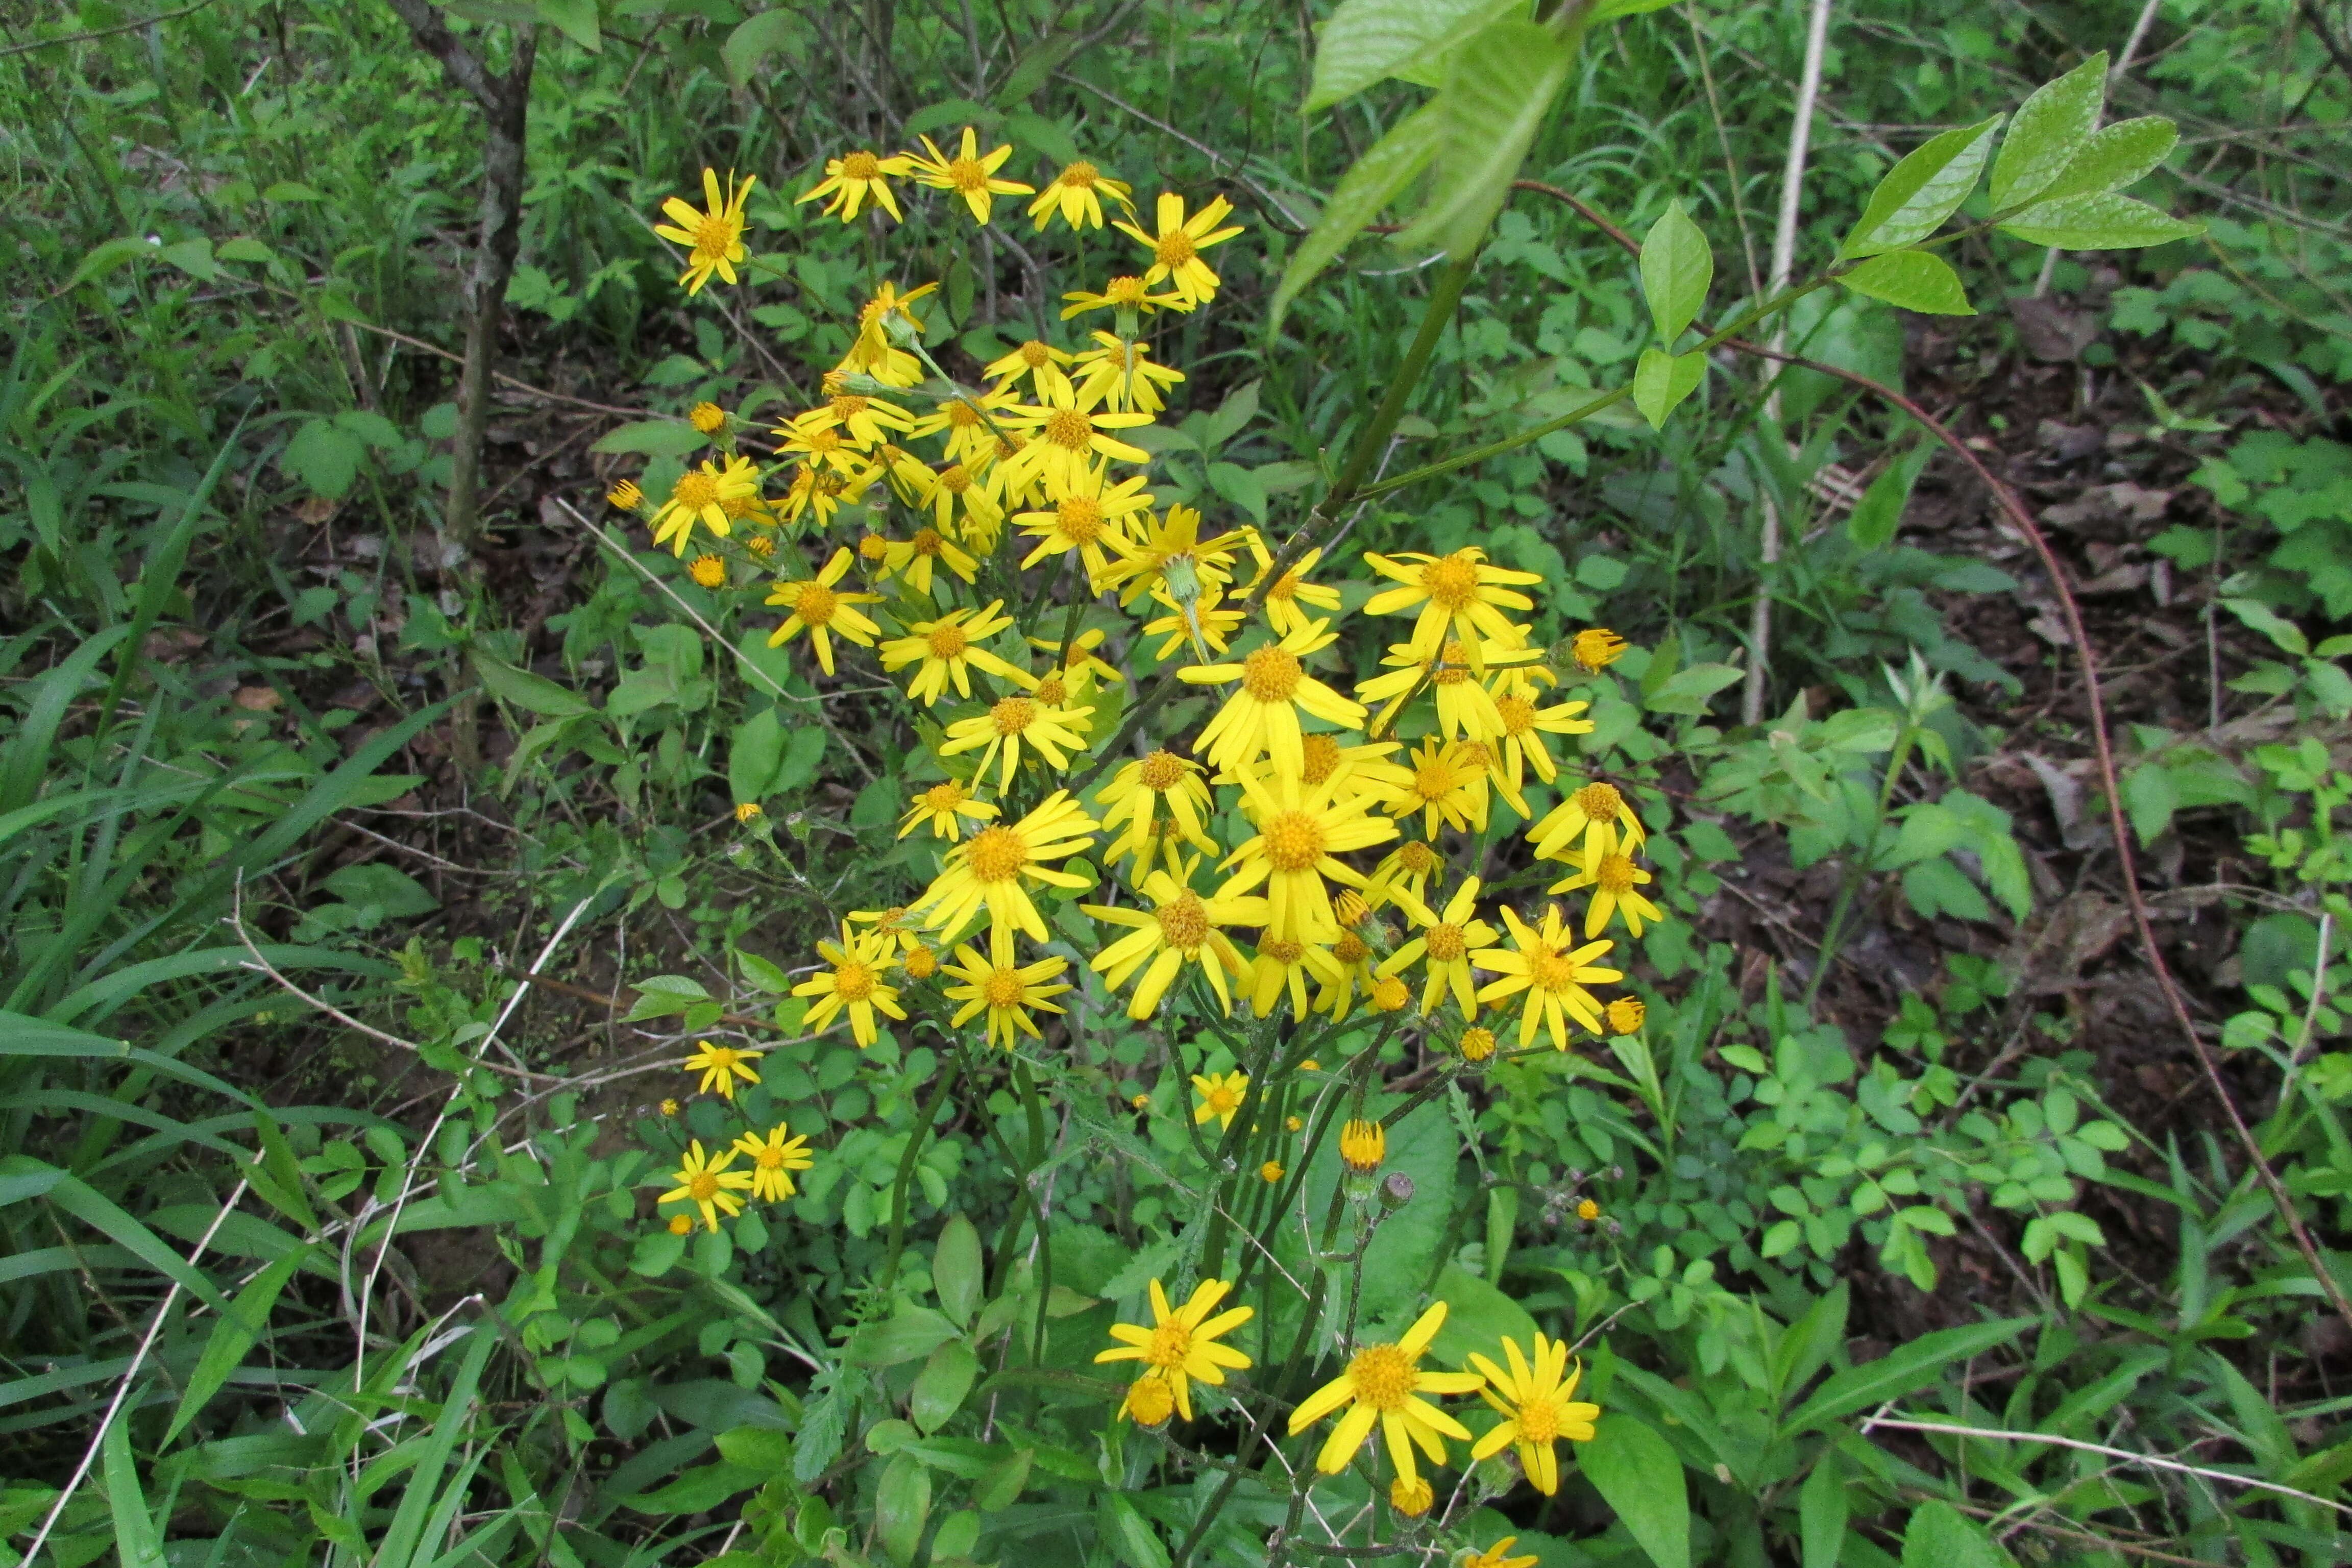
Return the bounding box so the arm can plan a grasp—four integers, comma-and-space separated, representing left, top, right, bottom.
2034, 116, 2178, 206
1269, 102, 1444, 330
281, 418, 365, 498
846, 1306, 962, 1367
1101, 1493, 1171, 1568
723, 10, 801, 87
535, 0, 600, 50
1581, 1413, 1689, 1568
1841, 117, 2002, 258
1839, 251, 1974, 315
973, 1447, 1033, 1511
1396, 20, 1578, 261
934, 1215, 985, 1329
1783, 1318, 2033, 1433
910, 1340, 980, 1434
729, 708, 789, 805
1427, 1262, 1541, 1370
1799, 1450, 1848, 1568
1849, 440, 1934, 550
1886, 802, 1968, 867
1631, 347, 1706, 430
1591, 0, 1678, 17
1901, 1499, 2017, 1568
1305, 0, 1515, 110
159, 237, 219, 282
0, 1011, 131, 1059
102, 1419, 165, 1568
1996, 191, 2202, 250
1639, 200, 1713, 343
876, 1453, 932, 1566
774, 724, 828, 794
473, 650, 595, 717
1989, 54, 2107, 212
625, 1461, 766, 1514
165, 1246, 312, 1444
70, 236, 158, 288
2122, 762, 2179, 845
591, 420, 708, 456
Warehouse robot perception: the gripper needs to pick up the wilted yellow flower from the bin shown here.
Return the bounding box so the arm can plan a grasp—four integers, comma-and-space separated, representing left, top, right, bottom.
1113, 192, 1244, 308
1286, 1301, 1484, 1484
657, 1139, 753, 1233
734, 802, 763, 825
1262, 1161, 1285, 1182
1577, 1197, 1601, 1221
732, 1123, 815, 1202
1029, 159, 1135, 231
1191, 1070, 1249, 1130
1130, 1093, 1152, 1111
658, 1098, 680, 1116
680, 1040, 763, 1100
689, 401, 727, 434
607, 478, 644, 510
906, 127, 1035, 223
1467, 1333, 1601, 1494
798, 147, 914, 222
653, 168, 754, 295
1606, 996, 1646, 1034
1472, 905, 1621, 1051
1340, 1118, 1386, 1173
1571, 627, 1629, 672
1094, 1278, 1253, 1420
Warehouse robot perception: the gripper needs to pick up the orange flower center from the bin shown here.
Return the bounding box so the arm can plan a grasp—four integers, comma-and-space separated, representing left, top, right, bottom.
830, 394, 869, 419
1371, 975, 1409, 1011
964, 825, 1028, 883
1398, 841, 1439, 875
947, 399, 984, 429
1425, 923, 1467, 962
834, 959, 876, 1002
1241, 644, 1303, 702
921, 781, 965, 813
1413, 760, 1458, 802
1035, 674, 1068, 705
1259, 937, 1302, 964
983, 967, 1027, 1009
1044, 408, 1092, 450
1528, 944, 1577, 993
1261, 811, 1326, 873
1144, 1318, 1193, 1368
1139, 749, 1187, 791
1419, 552, 1482, 610
1058, 496, 1105, 543
795, 581, 839, 626
1334, 932, 1368, 964
1432, 640, 1472, 685
1498, 694, 1535, 734
688, 1171, 720, 1202
948, 156, 988, 193
803, 426, 843, 454
1206, 1082, 1241, 1114
1346, 1344, 1414, 1411
1156, 892, 1210, 950
925, 623, 969, 659
690, 556, 726, 587
674, 471, 720, 509
912, 528, 945, 557
1575, 782, 1623, 822
1459, 1026, 1497, 1061
1515, 1398, 1561, 1442
1301, 732, 1340, 786
1105, 276, 1146, 305
1058, 161, 1100, 190
939, 464, 974, 495
1597, 855, 1637, 894
991, 696, 1038, 736
842, 150, 882, 180
903, 944, 939, 979
1155, 229, 1197, 266
756, 1144, 787, 1170
1019, 339, 1052, 366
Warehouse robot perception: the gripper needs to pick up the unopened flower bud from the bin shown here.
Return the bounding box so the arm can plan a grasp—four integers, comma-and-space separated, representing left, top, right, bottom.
1380, 1172, 1415, 1212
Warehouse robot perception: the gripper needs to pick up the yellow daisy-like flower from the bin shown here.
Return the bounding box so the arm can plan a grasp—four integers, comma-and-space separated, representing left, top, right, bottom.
878, 526, 983, 598
1085, 864, 1267, 1019
841, 281, 939, 385
680, 1040, 763, 1100
1219, 767, 1398, 943
1381, 876, 1502, 1017
984, 337, 1076, 402
1550, 823, 1666, 938
1070, 332, 1186, 415
1190, 1070, 1250, 1131
732, 1122, 816, 1203
938, 693, 1095, 793
910, 387, 1022, 470
1528, 780, 1647, 863
1571, 627, 1630, 672
1285, 1301, 1485, 1484
775, 460, 878, 529
906, 127, 1035, 223
1471, 905, 1621, 1051
1121, 1372, 1175, 1426
688, 554, 727, 589
1467, 1333, 1601, 1496
791, 924, 906, 1048
1490, 672, 1595, 791
1315, 911, 1381, 1020
1094, 503, 1246, 607
766, 547, 883, 675
1031, 626, 1126, 690
1361, 547, 1542, 670
1182, 619, 1367, 779
1096, 749, 1218, 884
1238, 537, 1343, 638
1466, 1539, 1540, 1568
1028, 159, 1135, 231
1247, 934, 1345, 1020
1369, 837, 1445, 910
943, 928, 1073, 1049
915, 790, 1100, 945
995, 383, 1156, 498
899, 778, 999, 842
653, 168, 754, 296
688, 401, 727, 435
806, 386, 915, 450
775, 410, 869, 475
1016, 467, 1155, 582
1093, 1277, 1254, 1420
1113, 192, 1245, 308
1606, 996, 1646, 1034
657, 1139, 754, 1233
1358, 636, 1542, 743
650, 456, 760, 555
915, 463, 1005, 544
878, 600, 1025, 706
1340, 1118, 1386, 1173
608, 478, 645, 510
1382, 738, 1489, 838
797, 147, 915, 222
1061, 273, 1190, 320
1142, 583, 1246, 663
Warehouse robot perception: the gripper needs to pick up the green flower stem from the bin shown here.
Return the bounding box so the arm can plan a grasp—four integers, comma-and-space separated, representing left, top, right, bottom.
877, 1054, 964, 1292
1804, 717, 1923, 1008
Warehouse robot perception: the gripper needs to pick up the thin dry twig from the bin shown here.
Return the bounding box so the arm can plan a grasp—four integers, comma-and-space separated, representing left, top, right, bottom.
1866, 1415, 2352, 1518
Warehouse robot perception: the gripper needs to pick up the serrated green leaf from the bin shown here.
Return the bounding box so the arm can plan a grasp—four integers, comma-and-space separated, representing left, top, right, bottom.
1269, 103, 1444, 330
1631, 347, 1706, 430
1396, 20, 1577, 261
1990, 54, 2106, 211
1305, 0, 1516, 110
1997, 190, 2202, 250
1640, 200, 1713, 343
2035, 116, 2177, 205
1839, 250, 1974, 315
281, 418, 365, 498
1841, 117, 2002, 258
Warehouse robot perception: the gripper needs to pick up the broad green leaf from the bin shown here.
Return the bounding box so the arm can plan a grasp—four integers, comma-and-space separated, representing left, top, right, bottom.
0, 1010, 130, 1059
281, 418, 365, 498
2033, 116, 2177, 206
877, 1453, 932, 1566
592, 419, 708, 456
1396, 20, 1577, 261
1989, 54, 2106, 212
1427, 1262, 1541, 1371
973, 1447, 1033, 1511
1901, 1499, 2017, 1568
934, 1215, 985, 1329
724, 10, 802, 87
70, 236, 158, 288
910, 1340, 980, 1433
1839, 250, 1974, 315
2122, 762, 2179, 845
1631, 347, 1706, 430
535, 0, 600, 50
845, 1306, 963, 1366
1581, 1413, 1689, 1568
1592, 0, 1678, 16
1799, 1450, 1848, 1568
1306, 0, 1514, 110
1639, 200, 1713, 343
1997, 191, 2202, 250
165, 1246, 312, 1444
1783, 1317, 2033, 1432
729, 707, 789, 804
1841, 117, 2002, 258
624, 1460, 766, 1514
1100, 1493, 1171, 1568
774, 725, 828, 794
473, 650, 595, 717
1849, 440, 1934, 550
160, 237, 218, 282
1269, 102, 1444, 329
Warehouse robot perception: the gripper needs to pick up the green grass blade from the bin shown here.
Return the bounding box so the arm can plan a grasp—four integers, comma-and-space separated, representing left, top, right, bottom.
163, 1244, 311, 1446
